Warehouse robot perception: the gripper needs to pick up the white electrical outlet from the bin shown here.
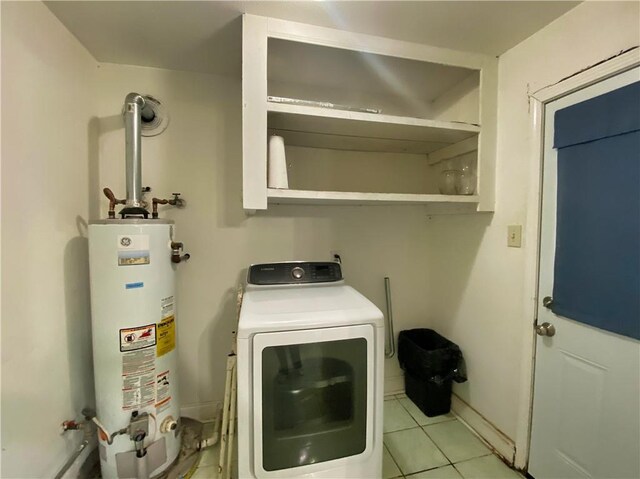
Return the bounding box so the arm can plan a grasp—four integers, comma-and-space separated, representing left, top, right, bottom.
508, 225, 522, 248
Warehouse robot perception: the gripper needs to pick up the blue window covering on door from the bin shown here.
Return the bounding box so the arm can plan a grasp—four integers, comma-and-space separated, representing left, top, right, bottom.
555, 82, 640, 148
552, 81, 640, 340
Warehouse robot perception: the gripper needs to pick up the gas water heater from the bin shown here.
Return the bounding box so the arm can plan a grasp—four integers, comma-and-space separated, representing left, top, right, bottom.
88, 93, 188, 479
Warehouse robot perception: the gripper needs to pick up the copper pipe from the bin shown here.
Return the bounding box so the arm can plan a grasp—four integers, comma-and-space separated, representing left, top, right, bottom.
170, 242, 190, 263
152, 198, 169, 219
103, 188, 125, 219
171, 242, 183, 263
152, 194, 183, 219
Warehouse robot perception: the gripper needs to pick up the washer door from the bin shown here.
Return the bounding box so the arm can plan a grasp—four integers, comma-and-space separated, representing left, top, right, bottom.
252, 324, 374, 477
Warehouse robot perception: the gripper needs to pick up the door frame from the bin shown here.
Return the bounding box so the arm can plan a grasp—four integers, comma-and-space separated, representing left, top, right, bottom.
514, 47, 640, 470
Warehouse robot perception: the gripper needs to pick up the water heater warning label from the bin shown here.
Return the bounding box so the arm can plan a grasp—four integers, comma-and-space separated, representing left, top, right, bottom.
120, 324, 157, 352
161, 296, 174, 318
122, 348, 156, 410
156, 370, 172, 414
156, 316, 175, 357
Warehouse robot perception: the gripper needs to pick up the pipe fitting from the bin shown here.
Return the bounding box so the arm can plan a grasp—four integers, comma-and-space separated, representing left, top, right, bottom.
152, 193, 184, 219
61, 420, 82, 432
124, 92, 146, 107
152, 197, 168, 219
103, 188, 126, 219
170, 241, 190, 264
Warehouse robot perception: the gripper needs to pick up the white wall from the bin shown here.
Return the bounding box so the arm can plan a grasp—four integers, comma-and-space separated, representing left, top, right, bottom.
424, 0, 640, 445
94, 62, 434, 415
0, 6, 435, 472
1, 6, 435, 474
4, 2, 638, 476
1, 2, 98, 477
287, 147, 438, 194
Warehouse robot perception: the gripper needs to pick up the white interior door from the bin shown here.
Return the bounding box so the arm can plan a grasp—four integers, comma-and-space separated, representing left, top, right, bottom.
529, 68, 640, 479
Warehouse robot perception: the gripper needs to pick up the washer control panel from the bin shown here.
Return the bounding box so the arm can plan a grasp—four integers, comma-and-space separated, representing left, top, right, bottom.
248, 262, 342, 285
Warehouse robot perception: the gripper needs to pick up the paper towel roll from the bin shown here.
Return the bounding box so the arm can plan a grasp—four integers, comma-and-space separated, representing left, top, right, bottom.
268, 135, 289, 189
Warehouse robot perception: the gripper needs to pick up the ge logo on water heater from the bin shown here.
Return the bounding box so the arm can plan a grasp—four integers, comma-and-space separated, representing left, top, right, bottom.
120, 237, 132, 247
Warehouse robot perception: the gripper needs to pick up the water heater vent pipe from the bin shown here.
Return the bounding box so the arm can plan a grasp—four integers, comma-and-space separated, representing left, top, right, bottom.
123, 92, 145, 208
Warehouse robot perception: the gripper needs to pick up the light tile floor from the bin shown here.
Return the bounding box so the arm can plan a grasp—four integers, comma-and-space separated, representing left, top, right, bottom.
188, 394, 523, 478
384, 394, 523, 479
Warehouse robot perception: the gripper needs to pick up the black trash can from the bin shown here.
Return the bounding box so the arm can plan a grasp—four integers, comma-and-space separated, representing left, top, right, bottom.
397, 329, 467, 417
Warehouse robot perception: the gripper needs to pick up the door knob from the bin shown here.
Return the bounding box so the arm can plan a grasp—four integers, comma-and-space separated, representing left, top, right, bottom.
536, 322, 556, 337
543, 296, 554, 309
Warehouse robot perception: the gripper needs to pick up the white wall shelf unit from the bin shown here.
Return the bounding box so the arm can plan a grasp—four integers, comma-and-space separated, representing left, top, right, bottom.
267, 102, 480, 154
242, 14, 498, 212
268, 189, 480, 206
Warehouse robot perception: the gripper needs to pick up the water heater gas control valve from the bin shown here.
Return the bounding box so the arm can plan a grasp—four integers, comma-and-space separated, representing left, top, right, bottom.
128, 411, 150, 441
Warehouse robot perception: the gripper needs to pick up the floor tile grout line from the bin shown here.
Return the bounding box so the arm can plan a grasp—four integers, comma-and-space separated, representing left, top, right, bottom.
384, 424, 423, 434
383, 397, 420, 434
450, 461, 464, 479
396, 395, 458, 427
451, 454, 524, 479
383, 433, 411, 477
384, 426, 450, 476
396, 395, 421, 428
402, 462, 463, 478
420, 423, 458, 467
383, 442, 404, 479
385, 403, 473, 473
450, 452, 494, 465
422, 420, 495, 466
451, 412, 503, 456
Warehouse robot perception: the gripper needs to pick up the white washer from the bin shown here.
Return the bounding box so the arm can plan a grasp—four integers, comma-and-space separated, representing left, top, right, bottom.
238, 262, 384, 478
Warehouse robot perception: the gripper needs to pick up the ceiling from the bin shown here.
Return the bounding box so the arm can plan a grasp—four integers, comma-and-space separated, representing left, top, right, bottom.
45, 1, 580, 78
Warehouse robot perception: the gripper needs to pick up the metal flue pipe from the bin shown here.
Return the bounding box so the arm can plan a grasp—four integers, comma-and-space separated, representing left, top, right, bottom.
123, 92, 145, 207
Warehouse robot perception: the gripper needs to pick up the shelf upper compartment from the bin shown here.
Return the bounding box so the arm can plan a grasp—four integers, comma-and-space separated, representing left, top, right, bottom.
267, 102, 480, 154
267, 188, 480, 206
242, 14, 497, 211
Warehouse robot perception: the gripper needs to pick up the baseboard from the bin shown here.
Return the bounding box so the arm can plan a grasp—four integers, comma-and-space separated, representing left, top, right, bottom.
451, 394, 516, 465
180, 401, 221, 421
384, 375, 405, 396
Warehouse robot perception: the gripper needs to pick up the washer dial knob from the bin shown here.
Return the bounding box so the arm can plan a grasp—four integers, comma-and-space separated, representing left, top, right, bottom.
291, 267, 305, 280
